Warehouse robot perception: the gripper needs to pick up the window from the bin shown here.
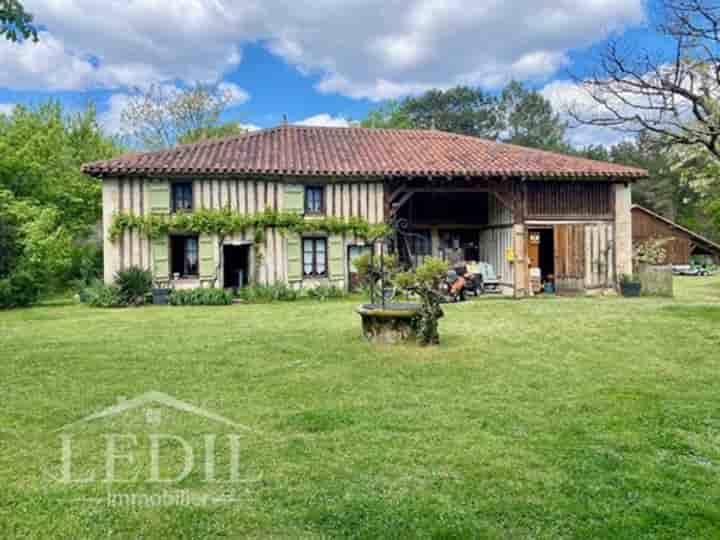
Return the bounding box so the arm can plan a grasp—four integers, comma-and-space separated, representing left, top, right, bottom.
172, 182, 193, 213
170, 235, 199, 277
303, 238, 327, 277
304, 186, 324, 215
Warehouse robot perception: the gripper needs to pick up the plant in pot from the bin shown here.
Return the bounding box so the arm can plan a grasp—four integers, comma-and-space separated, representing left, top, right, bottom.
619, 273, 642, 297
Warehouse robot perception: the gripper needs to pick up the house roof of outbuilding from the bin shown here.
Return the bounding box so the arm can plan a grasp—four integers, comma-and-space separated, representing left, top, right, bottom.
82, 124, 648, 180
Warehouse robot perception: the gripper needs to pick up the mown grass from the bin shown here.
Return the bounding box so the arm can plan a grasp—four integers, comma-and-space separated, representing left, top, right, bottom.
1, 277, 719, 539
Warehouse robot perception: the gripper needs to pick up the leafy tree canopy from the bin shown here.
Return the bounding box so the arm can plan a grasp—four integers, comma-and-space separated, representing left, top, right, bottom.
362, 82, 568, 151
0, 102, 121, 302
1, 0, 37, 42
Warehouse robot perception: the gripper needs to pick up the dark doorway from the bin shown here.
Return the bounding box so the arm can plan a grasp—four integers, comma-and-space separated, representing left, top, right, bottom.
223, 245, 250, 289
528, 228, 555, 281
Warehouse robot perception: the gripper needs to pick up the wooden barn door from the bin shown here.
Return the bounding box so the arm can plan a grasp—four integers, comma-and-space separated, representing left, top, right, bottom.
554, 224, 586, 292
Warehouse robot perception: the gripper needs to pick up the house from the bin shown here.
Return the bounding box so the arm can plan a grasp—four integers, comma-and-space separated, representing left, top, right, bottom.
82, 125, 647, 297
632, 205, 720, 265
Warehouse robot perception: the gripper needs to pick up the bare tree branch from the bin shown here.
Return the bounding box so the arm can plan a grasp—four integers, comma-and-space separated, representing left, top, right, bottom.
570, 0, 720, 159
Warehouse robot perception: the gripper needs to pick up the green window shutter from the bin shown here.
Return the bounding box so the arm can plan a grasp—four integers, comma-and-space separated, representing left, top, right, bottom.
199, 235, 216, 280
287, 234, 302, 282
149, 181, 170, 214
329, 235, 344, 281
152, 235, 169, 280
284, 184, 305, 214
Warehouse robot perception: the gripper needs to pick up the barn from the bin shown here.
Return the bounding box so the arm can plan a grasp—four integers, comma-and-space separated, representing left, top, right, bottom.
632, 205, 720, 265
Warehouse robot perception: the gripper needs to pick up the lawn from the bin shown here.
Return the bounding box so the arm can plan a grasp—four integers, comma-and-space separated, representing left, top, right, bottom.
1, 277, 720, 539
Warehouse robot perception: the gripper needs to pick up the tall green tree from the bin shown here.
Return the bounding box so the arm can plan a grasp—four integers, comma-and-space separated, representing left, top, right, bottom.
1, 0, 37, 42
400, 87, 503, 138
360, 101, 412, 129
365, 87, 503, 138
499, 81, 568, 151
0, 102, 121, 305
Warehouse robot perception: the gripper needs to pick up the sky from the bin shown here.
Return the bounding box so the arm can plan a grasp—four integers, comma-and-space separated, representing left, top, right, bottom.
1, 0, 668, 147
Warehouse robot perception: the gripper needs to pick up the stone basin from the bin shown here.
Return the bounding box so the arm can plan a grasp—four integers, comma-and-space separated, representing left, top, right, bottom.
355, 303, 422, 344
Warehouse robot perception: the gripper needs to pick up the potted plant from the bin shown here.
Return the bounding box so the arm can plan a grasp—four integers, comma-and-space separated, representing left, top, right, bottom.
619, 274, 642, 297
151, 281, 172, 305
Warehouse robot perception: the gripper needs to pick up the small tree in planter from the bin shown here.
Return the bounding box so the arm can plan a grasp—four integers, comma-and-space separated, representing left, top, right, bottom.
394, 257, 449, 346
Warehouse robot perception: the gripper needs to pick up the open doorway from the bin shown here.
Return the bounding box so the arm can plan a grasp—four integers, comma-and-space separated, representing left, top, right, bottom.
528, 228, 555, 289
223, 245, 250, 289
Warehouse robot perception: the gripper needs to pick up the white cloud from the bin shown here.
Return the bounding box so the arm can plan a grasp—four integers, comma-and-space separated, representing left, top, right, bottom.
14, 0, 644, 101
98, 93, 132, 134
541, 79, 635, 147
239, 123, 262, 132
0, 103, 15, 115
295, 114, 353, 128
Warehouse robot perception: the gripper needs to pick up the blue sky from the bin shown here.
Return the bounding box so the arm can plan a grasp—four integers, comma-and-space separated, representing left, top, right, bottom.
0, 1, 668, 146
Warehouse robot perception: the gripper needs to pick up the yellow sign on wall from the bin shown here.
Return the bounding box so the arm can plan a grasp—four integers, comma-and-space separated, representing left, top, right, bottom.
506, 248, 515, 262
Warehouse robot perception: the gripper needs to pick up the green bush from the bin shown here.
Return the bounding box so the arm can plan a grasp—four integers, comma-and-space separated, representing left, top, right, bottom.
0, 271, 41, 309
115, 266, 152, 305
68, 244, 103, 288
235, 283, 301, 303
170, 288, 234, 306
306, 284, 346, 301
81, 280, 127, 308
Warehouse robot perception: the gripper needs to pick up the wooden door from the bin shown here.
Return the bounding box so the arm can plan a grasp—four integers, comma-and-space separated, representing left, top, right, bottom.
554, 224, 586, 292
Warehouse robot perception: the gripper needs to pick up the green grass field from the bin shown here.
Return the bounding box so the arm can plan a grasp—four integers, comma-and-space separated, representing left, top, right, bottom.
1, 277, 720, 539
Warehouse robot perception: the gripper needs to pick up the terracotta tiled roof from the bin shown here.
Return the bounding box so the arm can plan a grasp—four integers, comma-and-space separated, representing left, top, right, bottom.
82, 125, 648, 180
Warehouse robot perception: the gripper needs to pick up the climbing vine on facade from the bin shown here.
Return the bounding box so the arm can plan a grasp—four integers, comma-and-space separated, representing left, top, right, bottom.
109, 208, 387, 242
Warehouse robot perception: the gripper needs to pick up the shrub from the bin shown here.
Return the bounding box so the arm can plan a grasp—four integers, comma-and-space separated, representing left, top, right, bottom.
81, 280, 127, 308
0, 271, 41, 309
306, 284, 346, 301
115, 266, 153, 305
236, 283, 301, 303
170, 288, 234, 306
68, 244, 103, 288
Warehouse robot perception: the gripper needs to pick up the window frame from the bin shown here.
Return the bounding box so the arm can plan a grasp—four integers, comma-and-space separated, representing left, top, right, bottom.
304, 185, 325, 215
171, 182, 194, 213
302, 237, 328, 278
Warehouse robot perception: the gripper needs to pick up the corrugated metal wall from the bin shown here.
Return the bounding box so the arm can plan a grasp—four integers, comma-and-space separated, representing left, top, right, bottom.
479, 194, 514, 286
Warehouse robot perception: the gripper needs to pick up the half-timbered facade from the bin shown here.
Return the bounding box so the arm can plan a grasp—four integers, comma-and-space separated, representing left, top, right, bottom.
82, 125, 647, 296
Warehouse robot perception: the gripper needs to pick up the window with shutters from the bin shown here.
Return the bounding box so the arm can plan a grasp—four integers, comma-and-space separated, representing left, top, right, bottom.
170, 235, 199, 277
304, 186, 324, 215
171, 182, 193, 213
303, 237, 327, 277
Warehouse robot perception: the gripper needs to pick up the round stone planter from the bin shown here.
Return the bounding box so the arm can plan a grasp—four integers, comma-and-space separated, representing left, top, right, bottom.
355, 303, 422, 344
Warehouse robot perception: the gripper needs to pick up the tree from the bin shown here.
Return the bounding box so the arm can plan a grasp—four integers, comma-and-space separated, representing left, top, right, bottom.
120, 83, 236, 150
500, 81, 568, 151
1, 0, 36, 42
363, 87, 504, 138
0, 102, 121, 304
178, 122, 247, 145
360, 101, 412, 129
570, 0, 720, 160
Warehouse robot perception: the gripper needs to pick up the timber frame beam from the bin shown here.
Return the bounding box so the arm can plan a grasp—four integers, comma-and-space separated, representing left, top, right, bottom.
386, 177, 521, 218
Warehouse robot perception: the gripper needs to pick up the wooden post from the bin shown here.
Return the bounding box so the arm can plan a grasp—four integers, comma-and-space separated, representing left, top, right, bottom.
512, 180, 529, 298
